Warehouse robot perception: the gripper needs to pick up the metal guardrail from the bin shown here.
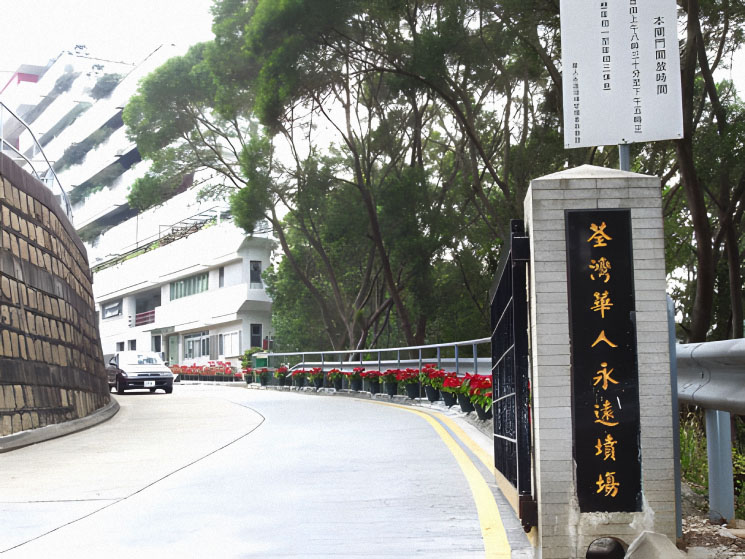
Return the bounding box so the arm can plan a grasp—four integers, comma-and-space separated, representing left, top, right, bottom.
676, 337, 744, 525
261, 338, 491, 375
677, 339, 745, 415
0, 101, 72, 218
265, 337, 745, 399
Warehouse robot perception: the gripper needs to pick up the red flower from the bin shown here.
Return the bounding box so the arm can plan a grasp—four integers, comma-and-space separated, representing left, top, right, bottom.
345, 368, 364, 380
395, 368, 419, 384
380, 369, 398, 382
443, 376, 463, 389
308, 367, 324, 380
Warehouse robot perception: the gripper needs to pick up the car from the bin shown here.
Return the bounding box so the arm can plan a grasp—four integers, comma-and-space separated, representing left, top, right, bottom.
106, 351, 174, 394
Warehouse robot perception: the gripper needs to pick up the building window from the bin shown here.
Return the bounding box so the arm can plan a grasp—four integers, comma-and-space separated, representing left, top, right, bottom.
116, 341, 124, 351
151, 335, 162, 353
183, 331, 210, 360
102, 300, 122, 319
219, 266, 225, 288
170, 272, 208, 301
249, 261, 262, 289
219, 331, 240, 357
250, 324, 262, 349
128, 339, 137, 350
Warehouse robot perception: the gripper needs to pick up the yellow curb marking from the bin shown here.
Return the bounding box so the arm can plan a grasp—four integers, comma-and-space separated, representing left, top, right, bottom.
436, 414, 520, 513
372, 401, 511, 558
435, 413, 539, 548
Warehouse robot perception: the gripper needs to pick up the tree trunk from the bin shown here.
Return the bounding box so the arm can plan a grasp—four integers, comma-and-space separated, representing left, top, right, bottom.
675, 0, 714, 342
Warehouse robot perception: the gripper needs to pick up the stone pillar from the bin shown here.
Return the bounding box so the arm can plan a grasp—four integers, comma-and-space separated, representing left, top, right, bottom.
523, 165, 675, 558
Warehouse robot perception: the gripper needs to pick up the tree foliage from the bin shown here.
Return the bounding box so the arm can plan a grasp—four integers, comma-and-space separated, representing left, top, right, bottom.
124, 0, 745, 348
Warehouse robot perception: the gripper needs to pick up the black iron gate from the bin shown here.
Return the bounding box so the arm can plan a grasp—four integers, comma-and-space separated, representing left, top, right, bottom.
490, 219, 536, 531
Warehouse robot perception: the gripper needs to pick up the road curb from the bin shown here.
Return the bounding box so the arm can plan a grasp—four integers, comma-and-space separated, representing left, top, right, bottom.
0, 397, 120, 453
245, 382, 495, 438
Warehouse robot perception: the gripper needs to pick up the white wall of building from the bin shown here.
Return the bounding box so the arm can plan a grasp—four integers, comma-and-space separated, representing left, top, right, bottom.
94, 219, 275, 369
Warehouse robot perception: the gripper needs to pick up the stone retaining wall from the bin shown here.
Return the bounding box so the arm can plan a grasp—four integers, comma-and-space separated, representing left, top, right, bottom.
0, 153, 109, 438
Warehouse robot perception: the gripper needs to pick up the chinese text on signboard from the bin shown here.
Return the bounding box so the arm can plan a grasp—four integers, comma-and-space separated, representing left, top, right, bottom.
566, 209, 642, 513
560, 0, 683, 149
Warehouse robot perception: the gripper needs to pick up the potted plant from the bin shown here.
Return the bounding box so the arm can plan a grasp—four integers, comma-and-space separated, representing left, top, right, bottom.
381, 369, 398, 396
256, 367, 270, 386
440, 373, 460, 407
456, 374, 475, 413
345, 367, 364, 391
240, 347, 263, 371
327, 368, 343, 391
420, 364, 445, 403
243, 367, 254, 384
308, 367, 324, 390
291, 368, 306, 388
396, 368, 420, 399
275, 365, 289, 387
361, 370, 382, 394
468, 374, 493, 420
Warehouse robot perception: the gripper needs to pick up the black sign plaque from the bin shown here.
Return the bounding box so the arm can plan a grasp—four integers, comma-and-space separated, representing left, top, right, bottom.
566, 209, 642, 513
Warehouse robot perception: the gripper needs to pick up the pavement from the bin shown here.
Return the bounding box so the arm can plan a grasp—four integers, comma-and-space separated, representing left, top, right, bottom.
0, 383, 534, 558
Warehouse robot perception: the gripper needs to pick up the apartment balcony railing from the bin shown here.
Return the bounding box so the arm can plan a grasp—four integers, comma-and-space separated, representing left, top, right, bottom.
0, 101, 72, 218
133, 310, 155, 327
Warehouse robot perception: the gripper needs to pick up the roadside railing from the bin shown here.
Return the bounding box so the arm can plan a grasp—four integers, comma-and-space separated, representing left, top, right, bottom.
261, 337, 491, 376
0, 101, 72, 219
676, 337, 745, 524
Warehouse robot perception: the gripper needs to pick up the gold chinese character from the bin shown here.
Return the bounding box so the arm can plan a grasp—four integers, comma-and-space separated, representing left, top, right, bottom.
596, 471, 620, 497
594, 399, 619, 426
593, 362, 618, 390
589, 257, 611, 283
591, 291, 614, 318
591, 330, 618, 348
588, 222, 612, 247
594, 434, 618, 461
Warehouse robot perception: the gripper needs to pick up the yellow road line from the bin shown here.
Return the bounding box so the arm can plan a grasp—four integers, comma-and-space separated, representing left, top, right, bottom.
372, 401, 511, 558
435, 410, 539, 549
436, 414, 520, 513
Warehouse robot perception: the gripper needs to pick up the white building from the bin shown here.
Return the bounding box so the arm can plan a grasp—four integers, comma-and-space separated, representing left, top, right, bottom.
93, 212, 274, 366
1, 46, 275, 369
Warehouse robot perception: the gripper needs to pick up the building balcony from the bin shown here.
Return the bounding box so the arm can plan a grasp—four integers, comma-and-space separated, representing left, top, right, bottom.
133, 309, 156, 327
149, 282, 271, 333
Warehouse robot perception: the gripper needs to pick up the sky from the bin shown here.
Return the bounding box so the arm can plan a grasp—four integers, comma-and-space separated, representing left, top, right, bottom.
0, 0, 215, 74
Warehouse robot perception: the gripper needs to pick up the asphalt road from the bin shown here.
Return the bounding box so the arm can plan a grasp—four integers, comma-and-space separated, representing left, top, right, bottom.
0, 384, 523, 558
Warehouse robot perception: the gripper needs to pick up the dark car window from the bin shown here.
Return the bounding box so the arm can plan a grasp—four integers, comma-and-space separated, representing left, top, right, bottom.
119, 352, 165, 366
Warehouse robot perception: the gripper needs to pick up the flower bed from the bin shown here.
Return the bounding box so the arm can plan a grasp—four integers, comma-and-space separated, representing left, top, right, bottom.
171, 363, 243, 382
234, 363, 494, 422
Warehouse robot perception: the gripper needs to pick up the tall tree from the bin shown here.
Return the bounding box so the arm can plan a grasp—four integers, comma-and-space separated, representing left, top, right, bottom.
125, 0, 745, 349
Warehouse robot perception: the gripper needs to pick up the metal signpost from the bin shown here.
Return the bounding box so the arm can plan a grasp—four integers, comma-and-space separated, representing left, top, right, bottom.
560, 0, 683, 169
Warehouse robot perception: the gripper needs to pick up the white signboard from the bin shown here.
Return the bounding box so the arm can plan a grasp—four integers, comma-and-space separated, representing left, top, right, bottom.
560, 0, 683, 149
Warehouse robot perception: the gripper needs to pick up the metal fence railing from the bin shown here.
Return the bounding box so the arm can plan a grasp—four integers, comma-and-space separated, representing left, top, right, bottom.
259, 338, 491, 376
0, 101, 72, 219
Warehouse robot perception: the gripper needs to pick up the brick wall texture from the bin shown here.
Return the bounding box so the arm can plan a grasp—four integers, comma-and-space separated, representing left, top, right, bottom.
524, 165, 675, 558
0, 153, 109, 437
